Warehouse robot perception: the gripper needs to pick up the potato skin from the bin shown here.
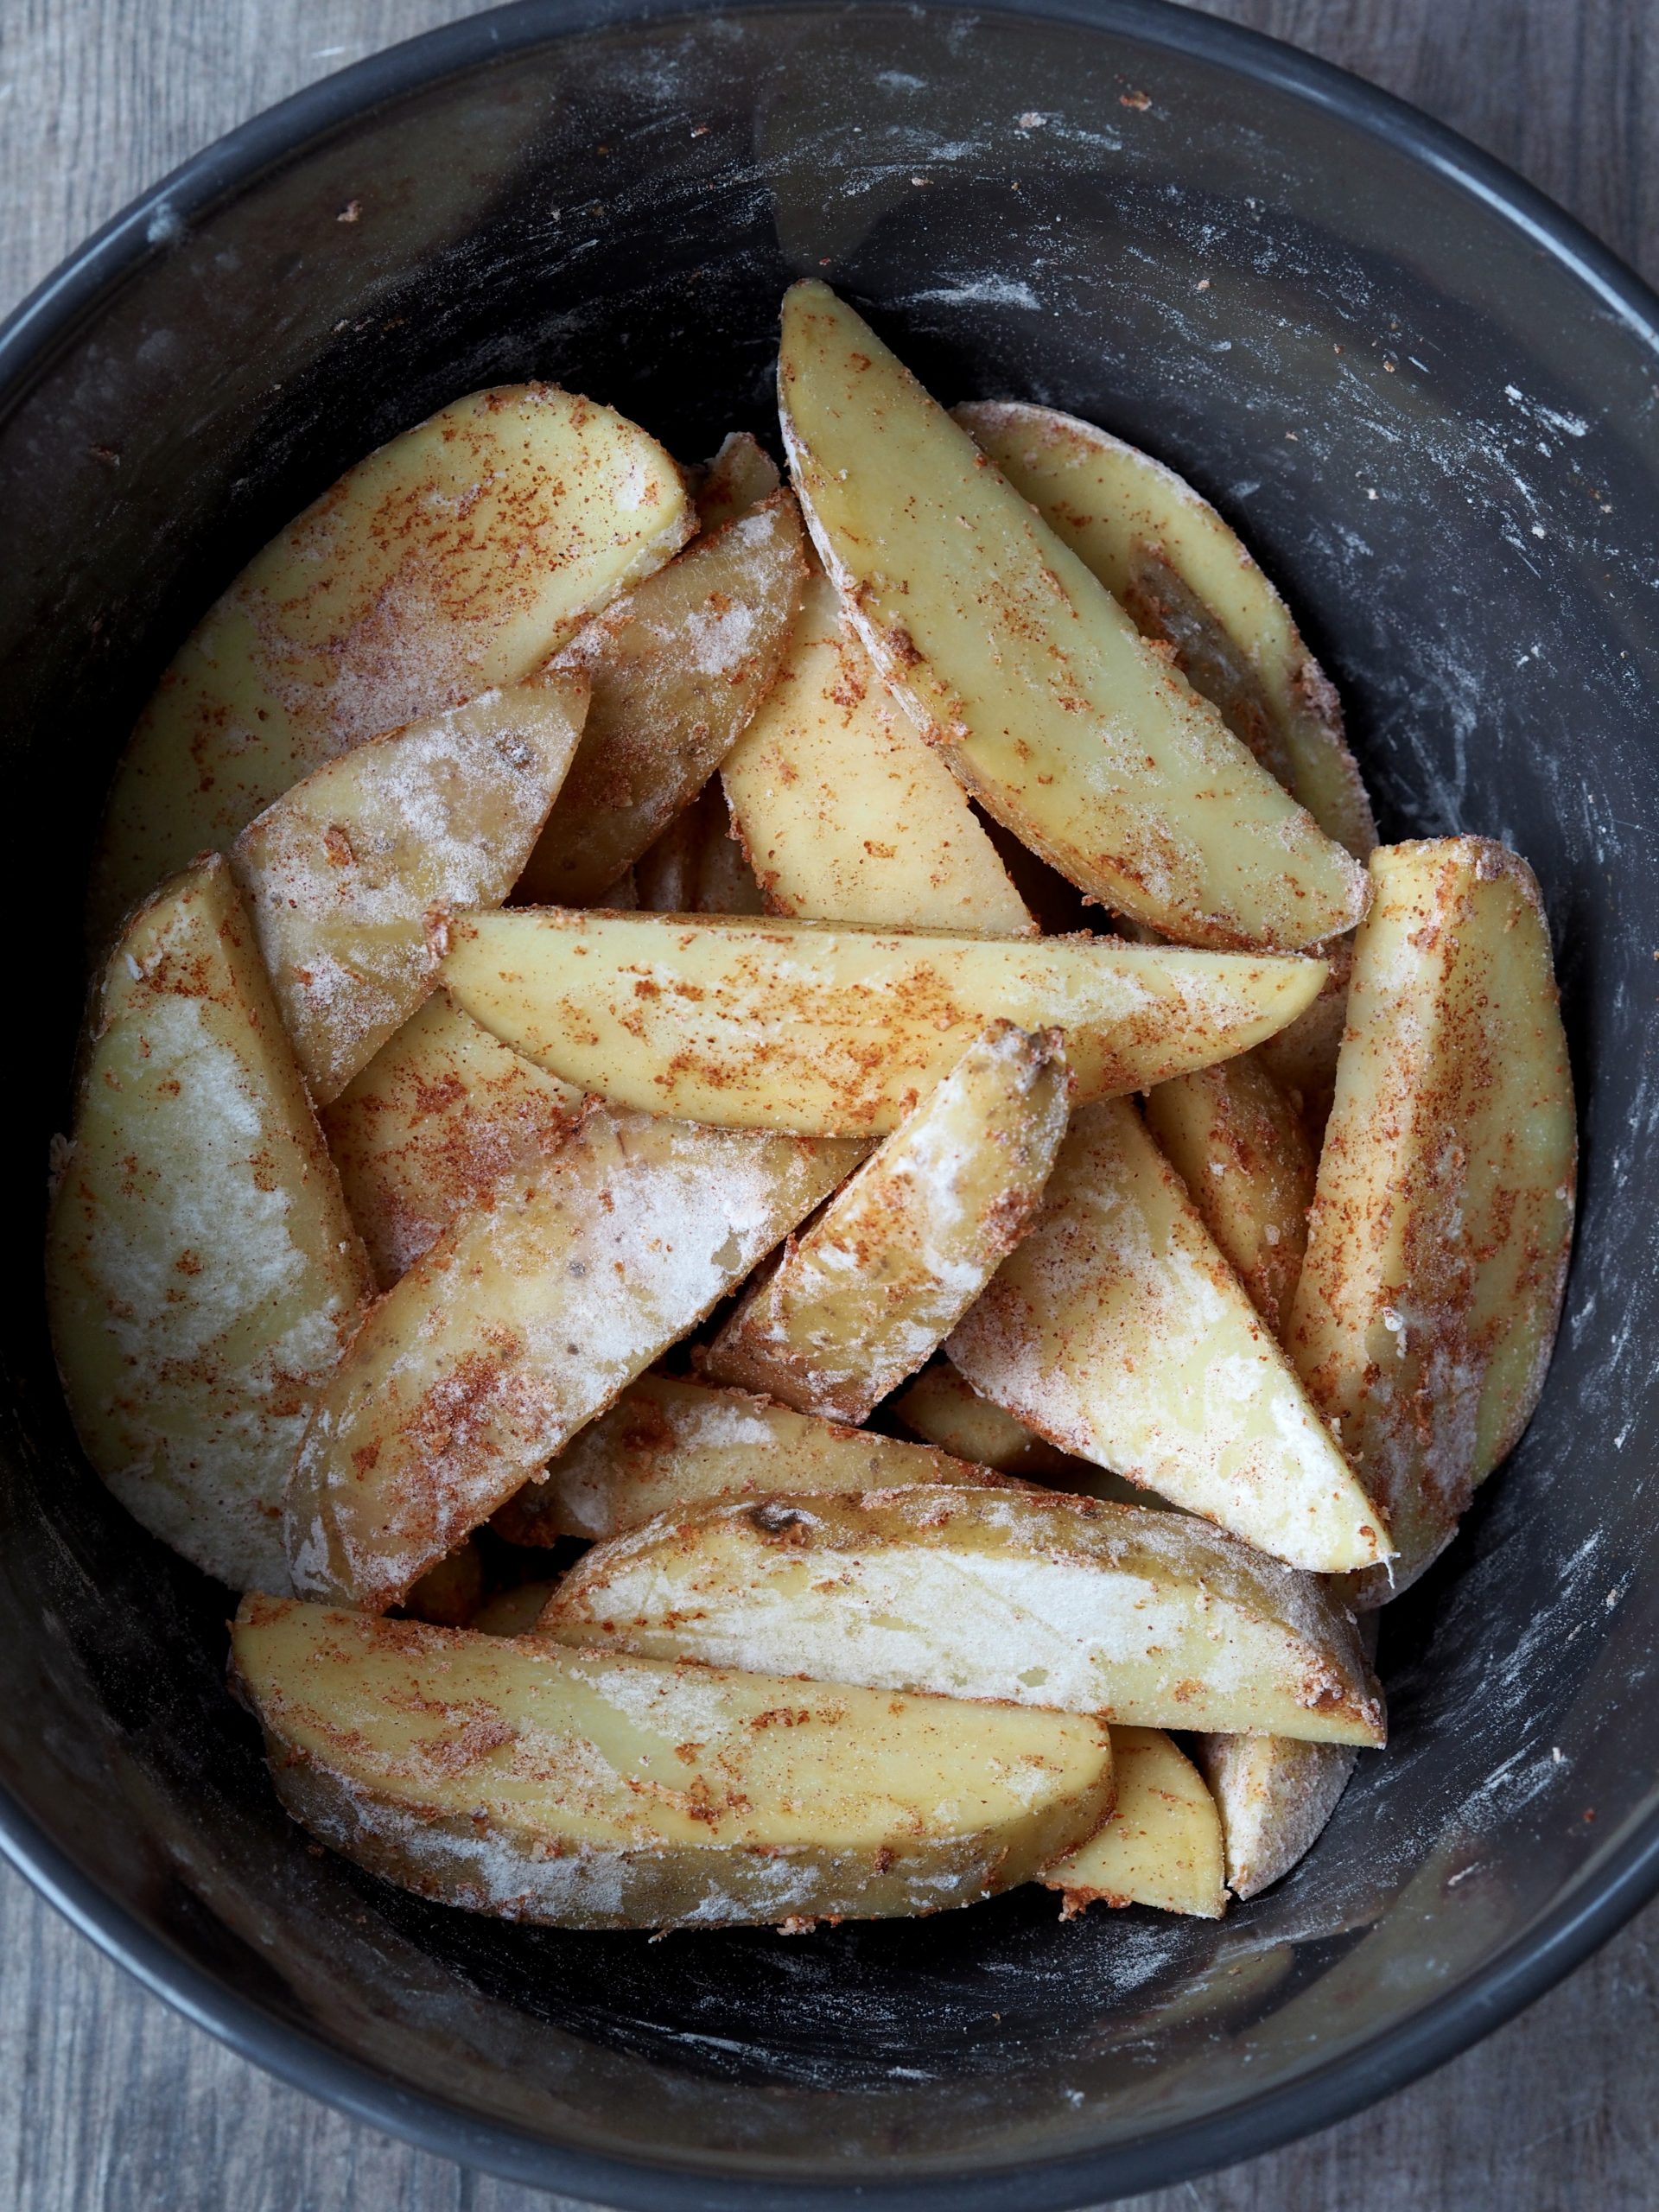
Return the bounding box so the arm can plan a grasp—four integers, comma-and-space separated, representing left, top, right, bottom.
234, 1598, 1114, 1930
1194, 1732, 1358, 1900
540, 1485, 1386, 1745
702, 1024, 1071, 1421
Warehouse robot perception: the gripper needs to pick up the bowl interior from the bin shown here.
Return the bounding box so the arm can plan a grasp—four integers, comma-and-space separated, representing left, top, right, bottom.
3, 3, 1657, 2202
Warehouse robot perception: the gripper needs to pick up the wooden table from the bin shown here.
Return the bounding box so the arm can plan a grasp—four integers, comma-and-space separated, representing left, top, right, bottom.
2, 2, 1655, 2205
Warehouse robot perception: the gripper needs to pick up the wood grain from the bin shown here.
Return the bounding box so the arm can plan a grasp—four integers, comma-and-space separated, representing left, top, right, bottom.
2, 2, 1656, 2207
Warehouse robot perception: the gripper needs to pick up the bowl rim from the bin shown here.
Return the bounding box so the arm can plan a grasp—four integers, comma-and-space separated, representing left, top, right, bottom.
4, 0, 1657, 2203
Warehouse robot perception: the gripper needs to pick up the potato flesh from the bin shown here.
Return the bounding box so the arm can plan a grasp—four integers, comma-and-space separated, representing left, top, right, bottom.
954, 400, 1376, 862
92, 386, 692, 939
721, 569, 1034, 933
895, 1361, 1081, 1478
233, 1597, 1115, 1929
442, 907, 1326, 1136
494, 1373, 1005, 1544
632, 779, 766, 915
46, 857, 372, 1592
286, 1110, 864, 1611
231, 675, 589, 1104
948, 1099, 1388, 1574
538, 1486, 1385, 1744
518, 495, 805, 905
1143, 1052, 1315, 1338
1194, 1731, 1357, 1900
702, 1025, 1071, 1421
320, 993, 584, 1289
1045, 1726, 1226, 1917
1288, 837, 1575, 1605
696, 431, 781, 529
1255, 931, 1354, 1142
778, 283, 1366, 952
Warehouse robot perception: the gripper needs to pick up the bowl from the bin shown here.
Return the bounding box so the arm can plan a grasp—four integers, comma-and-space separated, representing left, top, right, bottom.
3, 3, 1656, 2204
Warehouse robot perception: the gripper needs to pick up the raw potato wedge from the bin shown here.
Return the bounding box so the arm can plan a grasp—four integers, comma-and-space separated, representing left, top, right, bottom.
779, 283, 1367, 952
92, 386, 692, 939
947, 1098, 1389, 1574
955, 400, 1376, 861
231, 674, 590, 1105
539, 1486, 1386, 1744
286, 1109, 863, 1611
895, 1361, 1081, 1479
696, 431, 781, 528
493, 1373, 1006, 1544
702, 1025, 1071, 1421
721, 569, 1034, 933
320, 992, 584, 1290
1143, 1052, 1315, 1338
1044, 1726, 1227, 1918
632, 779, 766, 915
473, 1581, 563, 1636
403, 1539, 486, 1629
46, 855, 372, 1592
517, 494, 805, 905
1195, 1732, 1357, 1901
442, 908, 1327, 1136
1289, 837, 1575, 1605
233, 1597, 1115, 1929
1256, 931, 1354, 1141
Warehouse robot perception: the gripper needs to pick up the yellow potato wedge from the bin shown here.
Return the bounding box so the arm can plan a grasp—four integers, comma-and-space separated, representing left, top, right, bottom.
231, 673, 589, 1105
232, 1596, 1114, 1929
472, 1581, 563, 1636
46, 855, 372, 1592
1289, 837, 1575, 1605
1143, 1052, 1315, 1338
695, 430, 781, 528
1255, 931, 1354, 1141
403, 1538, 486, 1629
778, 283, 1367, 952
895, 1361, 1078, 1478
1044, 1726, 1227, 1918
947, 1098, 1389, 1573
955, 399, 1376, 861
517, 493, 805, 905
702, 1024, 1071, 1421
1194, 1732, 1358, 1901
319, 992, 583, 1290
632, 778, 766, 914
493, 1373, 1005, 1544
721, 569, 1034, 933
442, 908, 1326, 1136
92, 386, 692, 939
286, 1109, 862, 1612
538, 1486, 1386, 1744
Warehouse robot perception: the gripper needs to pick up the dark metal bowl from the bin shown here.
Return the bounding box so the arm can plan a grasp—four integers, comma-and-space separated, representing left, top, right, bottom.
3, 3, 1656, 2203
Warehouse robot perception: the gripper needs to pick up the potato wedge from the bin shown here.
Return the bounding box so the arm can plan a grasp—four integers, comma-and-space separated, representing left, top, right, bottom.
947, 1098, 1389, 1573
1255, 931, 1354, 1141
721, 569, 1033, 933
46, 855, 372, 1592
92, 386, 692, 939
1289, 837, 1575, 1604
702, 1025, 1070, 1421
472, 1581, 563, 1636
538, 1487, 1385, 1744
286, 1109, 863, 1611
1143, 1052, 1315, 1338
779, 283, 1367, 952
1193, 1732, 1357, 1901
403, 1538, 485, 1629
232, 1596, 1114, 1929
632, 779, 766, 915
516, 493, 805, 905
894, 1361, 1077, 1478
442, 908, 1327, 1135
319, 992, 583, 1290
696, 430, 781, 528
493, 1373, 1005, 1544
231, 673, 589, 1104
1044, 1726, 1227, 1918
955, 400, 1376, 861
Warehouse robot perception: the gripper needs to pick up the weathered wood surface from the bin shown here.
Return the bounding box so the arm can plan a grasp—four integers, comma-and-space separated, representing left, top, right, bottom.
1, 1, 1656, 2205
